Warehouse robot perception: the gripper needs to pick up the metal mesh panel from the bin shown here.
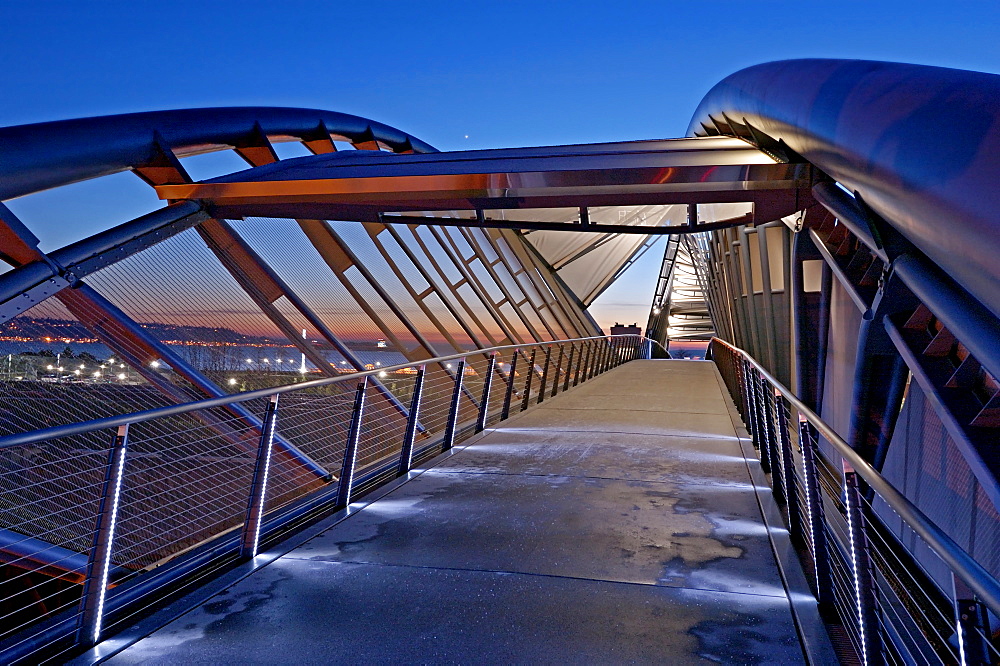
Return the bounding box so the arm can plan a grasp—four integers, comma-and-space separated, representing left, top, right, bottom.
880, 379, 1000, 583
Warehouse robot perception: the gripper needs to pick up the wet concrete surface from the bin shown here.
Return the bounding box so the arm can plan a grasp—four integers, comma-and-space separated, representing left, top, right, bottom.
106, 360, 807, 664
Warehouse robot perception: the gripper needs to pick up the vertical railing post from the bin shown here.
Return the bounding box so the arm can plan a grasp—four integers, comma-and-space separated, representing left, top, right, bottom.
573, 342, 584, 386
644, 337, 652, 359
602, 338, 612, 373
739, 358, 751, 422
551, 345, 564, 397
337, 378, 367, 508
844, 463, 881, 665
563, 344, 575, 392
953, 574, 992, 666
741, 361, 763, 464
241, 394, 280, 559
537, 346, 552, 404
751, 369, 772, 474
398, 365, 425, 476
799, 419, 833, 611
583, 341, 595, 382
776, 393, 800, 534
500, 351, 518, 420
521, 349, 537, 411
476, 353, 497, 432
762, 383, 784, 501
78, 423, 130, 647
442, 358, 466, 449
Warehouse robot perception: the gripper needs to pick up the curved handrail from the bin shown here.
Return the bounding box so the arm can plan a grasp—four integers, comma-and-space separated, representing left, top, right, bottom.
711, 336, 1000, 616
0, 334, 640, 451
688, 58, 1000, 322
0, 106, 437, 201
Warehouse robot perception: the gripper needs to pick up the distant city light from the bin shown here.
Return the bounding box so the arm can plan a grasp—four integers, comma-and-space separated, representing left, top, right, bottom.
379, 371, 387, 378
246, 358, 253, 363
150, 360, 160, 368
79, 364, 85, 369
228, 378, 237, 385
117, 373, 126, 380
73, 369, 80, 376
46, 364, 53, 370
93, 371, 101, 378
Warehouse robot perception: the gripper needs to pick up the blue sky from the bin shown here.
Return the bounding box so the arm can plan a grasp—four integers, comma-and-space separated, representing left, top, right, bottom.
3, 0, 999, 328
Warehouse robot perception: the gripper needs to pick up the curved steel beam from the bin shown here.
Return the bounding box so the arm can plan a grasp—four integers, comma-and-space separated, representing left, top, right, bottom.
689, 58, 1000, 320
0, 107, 436, 201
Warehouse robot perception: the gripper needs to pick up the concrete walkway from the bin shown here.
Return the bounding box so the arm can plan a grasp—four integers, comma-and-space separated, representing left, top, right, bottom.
101, 361, 813, 664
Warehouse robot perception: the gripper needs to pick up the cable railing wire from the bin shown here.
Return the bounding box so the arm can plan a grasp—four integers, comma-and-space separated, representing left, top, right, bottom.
0, 333, 643, 663
709, 337, 1000, 665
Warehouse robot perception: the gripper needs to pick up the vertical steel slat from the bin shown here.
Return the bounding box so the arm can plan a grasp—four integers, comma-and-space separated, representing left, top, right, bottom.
500, 351, 518, 420
563, 345, 575, 392
844, 465, 881, 665
763, 384, 784, 501
337, 378, 367, 508
521, 349, 537, 411
241, 394, 279, 559
78, 424, 130, 647
538, 346, 552, 404
397, 365, 425, 476
776, 394, 801, 535
551, 345, 564, 397
476, 353, 496, 432
752, 369, 772, 474
582, 341, 594, 382
442, 359, 465, 450
799, 420, 833, 611
573, 342, 584, 386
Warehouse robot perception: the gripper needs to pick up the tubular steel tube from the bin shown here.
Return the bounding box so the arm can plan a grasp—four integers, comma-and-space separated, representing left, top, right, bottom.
0, 335, 635, 451
713, 337, 1000, 618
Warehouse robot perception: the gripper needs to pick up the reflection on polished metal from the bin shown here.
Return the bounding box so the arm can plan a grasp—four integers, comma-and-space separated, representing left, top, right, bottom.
2, 58, 1000, 665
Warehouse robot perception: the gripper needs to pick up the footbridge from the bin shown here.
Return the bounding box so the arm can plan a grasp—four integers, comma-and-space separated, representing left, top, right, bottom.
2, 58, 1000, 664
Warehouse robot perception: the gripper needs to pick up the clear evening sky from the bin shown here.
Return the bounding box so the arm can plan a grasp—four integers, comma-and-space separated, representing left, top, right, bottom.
2, 0, 998, 330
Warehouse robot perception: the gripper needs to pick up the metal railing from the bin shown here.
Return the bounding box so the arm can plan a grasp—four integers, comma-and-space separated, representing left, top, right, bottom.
0, 334, 646, 664
709, 337, 1000, 666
